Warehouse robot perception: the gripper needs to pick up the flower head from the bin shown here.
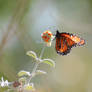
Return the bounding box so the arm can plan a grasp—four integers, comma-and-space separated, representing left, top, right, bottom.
24, 83, 35, 92
41, 30, 54, 47
13, 81, 21, 88
0, 77, 10, 87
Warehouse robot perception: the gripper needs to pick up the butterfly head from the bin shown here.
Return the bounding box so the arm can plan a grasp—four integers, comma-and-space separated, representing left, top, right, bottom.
56, 30, 60, 38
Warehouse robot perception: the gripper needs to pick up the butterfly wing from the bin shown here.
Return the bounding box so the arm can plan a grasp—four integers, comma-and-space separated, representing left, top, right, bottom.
56, 37, 71, 55
61, 33, 85, 46
55, 31, 85, 55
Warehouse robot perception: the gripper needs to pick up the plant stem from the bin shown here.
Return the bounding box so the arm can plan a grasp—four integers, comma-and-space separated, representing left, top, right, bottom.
39, 46, 45, 59
32, 62, 39, 74
28, 46, 46, 83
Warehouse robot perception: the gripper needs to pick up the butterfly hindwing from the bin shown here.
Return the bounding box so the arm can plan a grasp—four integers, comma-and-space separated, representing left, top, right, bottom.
56, 36, 74, 55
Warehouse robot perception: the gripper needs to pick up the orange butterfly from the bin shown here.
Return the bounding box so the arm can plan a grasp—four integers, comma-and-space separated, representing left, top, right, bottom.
55, 30, 85, 55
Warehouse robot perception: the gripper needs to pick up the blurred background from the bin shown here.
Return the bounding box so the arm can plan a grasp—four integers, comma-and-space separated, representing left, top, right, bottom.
0, 0, 92, 92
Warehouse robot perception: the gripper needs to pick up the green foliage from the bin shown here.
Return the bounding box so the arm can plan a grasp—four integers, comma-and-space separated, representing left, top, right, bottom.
36, 70, 47, 75
18, 70, 31, 77
26, 51, 37, 60
41, 59, 55, 68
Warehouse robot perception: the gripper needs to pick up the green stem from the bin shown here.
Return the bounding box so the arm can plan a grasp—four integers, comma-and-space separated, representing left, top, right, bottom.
28, 46, 45, 83
39, 46, 45, 59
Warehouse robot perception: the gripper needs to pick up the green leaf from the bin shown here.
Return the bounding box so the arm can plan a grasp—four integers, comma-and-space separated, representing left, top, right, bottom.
41, 59, 55, 68
26, 51, 37, 59
36, 70, 47, 75
19, 77, 27, 83
18, 70, 31, 77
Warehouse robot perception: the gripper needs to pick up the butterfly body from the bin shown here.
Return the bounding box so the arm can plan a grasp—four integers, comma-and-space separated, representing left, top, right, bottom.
55, 30, 85, 55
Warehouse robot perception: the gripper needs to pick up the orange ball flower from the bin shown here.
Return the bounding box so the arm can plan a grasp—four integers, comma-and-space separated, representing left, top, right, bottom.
41, 30, 54, 46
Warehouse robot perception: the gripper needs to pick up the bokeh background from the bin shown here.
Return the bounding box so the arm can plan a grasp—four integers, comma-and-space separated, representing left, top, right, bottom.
0, 0, 92, 92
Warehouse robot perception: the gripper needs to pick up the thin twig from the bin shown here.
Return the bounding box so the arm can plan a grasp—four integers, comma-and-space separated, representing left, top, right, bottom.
39, 46, 45, 59
32, 46, 45, 74
28, 46, 46, 83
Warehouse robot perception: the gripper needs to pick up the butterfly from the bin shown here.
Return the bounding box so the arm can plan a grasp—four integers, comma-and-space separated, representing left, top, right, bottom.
55, 30, 85, 55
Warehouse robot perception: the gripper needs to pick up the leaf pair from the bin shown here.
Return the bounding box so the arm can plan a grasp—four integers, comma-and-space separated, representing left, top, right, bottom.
26, 51, 55, 68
